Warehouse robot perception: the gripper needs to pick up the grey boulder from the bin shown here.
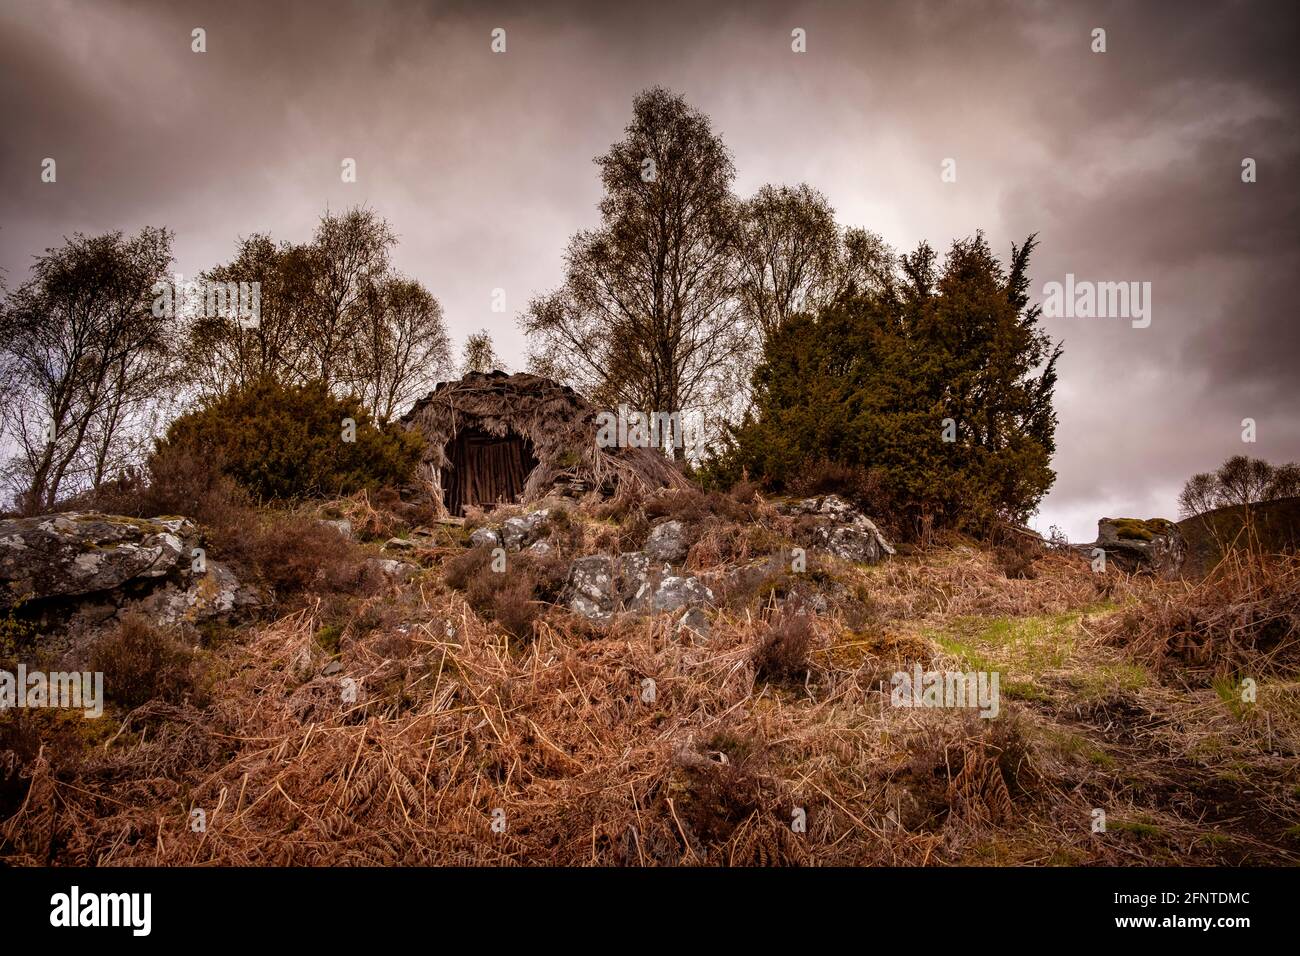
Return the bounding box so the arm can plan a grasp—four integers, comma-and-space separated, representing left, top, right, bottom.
1085, 518, 1186, 576
500, 509, 551, 551
0, 513, 193, 605
567, 550, 713, 623
777, 495, 895, 564
645, 519, 691, 563
469, 508, 553, 552
0, 512, 260, 640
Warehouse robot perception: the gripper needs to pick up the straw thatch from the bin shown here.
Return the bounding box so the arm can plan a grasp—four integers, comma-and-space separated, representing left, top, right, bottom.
400, 370, 688, 514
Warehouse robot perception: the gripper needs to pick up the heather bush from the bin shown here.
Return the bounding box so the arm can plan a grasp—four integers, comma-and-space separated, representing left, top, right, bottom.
444, 546, 566, 640
752, 608, 817, 685
89, 615, 206, 709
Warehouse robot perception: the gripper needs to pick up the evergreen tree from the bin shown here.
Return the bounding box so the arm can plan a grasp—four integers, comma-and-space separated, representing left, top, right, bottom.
727, 233, 1059, 536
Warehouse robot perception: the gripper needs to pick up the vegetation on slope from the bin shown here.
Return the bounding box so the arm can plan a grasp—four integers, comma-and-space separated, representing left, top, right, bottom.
2, 489, 1295, 866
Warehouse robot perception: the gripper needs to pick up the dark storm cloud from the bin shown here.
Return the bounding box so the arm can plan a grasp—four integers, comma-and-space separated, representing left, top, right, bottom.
2, 0, 1296, 539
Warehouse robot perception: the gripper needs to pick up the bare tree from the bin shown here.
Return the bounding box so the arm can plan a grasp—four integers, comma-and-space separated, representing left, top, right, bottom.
461, 330, 504, 375
347, 277, 451, 422
1215, 454, 1275, 508
735, 183, 841, 340
1, 228, 175, 511
525, 345, 569, 384
186, 234, 314, 397
1177, 471, 1220, 518
302, 207, 395, 385
1178, 454, 1300, 517
522, 87, 746, 439
181, 209, 447, 425
839, 226, 897, 299
0, 271, 21, 445
735, 187, 897, 345
1265, 462, 1300, 500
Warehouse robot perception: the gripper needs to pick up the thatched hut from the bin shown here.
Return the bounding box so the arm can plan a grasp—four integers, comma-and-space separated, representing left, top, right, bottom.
400, 371, 688, 515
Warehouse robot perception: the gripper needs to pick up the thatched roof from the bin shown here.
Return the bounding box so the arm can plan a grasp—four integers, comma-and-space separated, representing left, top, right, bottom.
400, 370, 688, 510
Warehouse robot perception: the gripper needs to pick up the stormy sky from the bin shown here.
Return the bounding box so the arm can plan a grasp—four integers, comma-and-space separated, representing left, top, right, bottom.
2, 0, 1297, 540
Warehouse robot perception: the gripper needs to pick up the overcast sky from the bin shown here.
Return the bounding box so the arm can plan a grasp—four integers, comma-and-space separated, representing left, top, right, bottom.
2, 0, 1296, 540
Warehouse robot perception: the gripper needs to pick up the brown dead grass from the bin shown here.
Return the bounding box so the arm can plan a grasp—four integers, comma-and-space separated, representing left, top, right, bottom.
1104, 549, 1300, 683
1, 596, 1045, 865
1, 502, 1296, 867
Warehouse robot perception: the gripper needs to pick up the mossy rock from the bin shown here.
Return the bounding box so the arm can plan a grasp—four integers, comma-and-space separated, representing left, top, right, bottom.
1109, 517, 1175, 541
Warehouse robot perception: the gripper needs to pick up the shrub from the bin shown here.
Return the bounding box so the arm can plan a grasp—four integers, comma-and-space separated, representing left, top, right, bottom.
480, 577, 542, 641
234, 512, 378, 598
729, 478, 762, 505
540, 508, 585, 558
0, 611, 34, 669
56, 441, 249, 526
444, 546, 566, 640
993, 544, 1036, 579
154, 377, 423, 502
0, 712, 44, 823
673, 727, 779, 847
88, 615, 205, 709
592, 484, 645, 524
1105, 550, 1300, 682
315, 623, 344, 654
991, 524, 1043, 579
69, 435, 377, 608
142, 442, 250, 522
370, 486, 440, 534
752, 609, 816, 684
643, 487, 759, 527
443, 545, 493, 592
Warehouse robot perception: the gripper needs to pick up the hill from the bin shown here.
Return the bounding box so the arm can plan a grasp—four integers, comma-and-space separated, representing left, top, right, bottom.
1178, 496, 1300, 577
2, 490, 1297, 865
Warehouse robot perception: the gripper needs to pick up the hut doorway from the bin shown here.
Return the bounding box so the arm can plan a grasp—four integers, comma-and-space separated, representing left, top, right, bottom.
443, 427, 539, 516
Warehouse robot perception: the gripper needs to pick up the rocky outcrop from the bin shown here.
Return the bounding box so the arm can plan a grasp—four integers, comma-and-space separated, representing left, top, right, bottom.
0, 513, 193, 604
776, 495, 895, 563
385, 533, 431, 551
0, 512, 259, 636
1086, 517, 1186, 576
567, 551, 714, 624
128, 558, 255, 625
468, 509, 553, 552
319, 518, 353, 539
366, 557, 418, 583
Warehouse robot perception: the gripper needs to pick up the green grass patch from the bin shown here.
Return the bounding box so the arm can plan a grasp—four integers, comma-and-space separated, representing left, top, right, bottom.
314, 623, 344, 655
1040, 727, 1116, 768
1074, 662, 1150, 700
1212, 674, 1254, 719
1110, 818, 1162, 838
1003, 679, 1052, 703
926, 609, 1092, 678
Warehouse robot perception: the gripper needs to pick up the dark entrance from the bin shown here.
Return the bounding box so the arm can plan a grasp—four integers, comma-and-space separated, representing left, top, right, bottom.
443, 428, 539, 516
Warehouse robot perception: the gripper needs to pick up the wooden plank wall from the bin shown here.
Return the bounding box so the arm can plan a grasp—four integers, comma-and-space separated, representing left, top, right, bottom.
444, 430, 539, 515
